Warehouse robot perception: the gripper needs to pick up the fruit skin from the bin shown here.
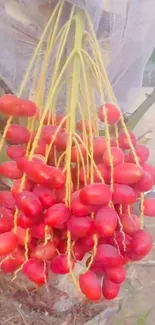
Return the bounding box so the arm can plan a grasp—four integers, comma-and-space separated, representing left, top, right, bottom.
47, 146, 62, 166
17, 99, 37, 117
125, 144, 150, 164
93, 163, 110, 183
131, 230, 153, 257
71, 144, 87, 163
76, 120, 96, 133
44, 203, 70, 227
72, 240, 86, 261
17, 212, 39, 229
94, 244, 123, 267
95, 206, 117, 237
122, 254, 130, 265
15, 226, 31, 246
79, 236, 94, 252
6, 124, 30, 145
79, 183, 112, 206
42, 125, 63, 144
0, 95, 37, 117
0, 161, 23, 179
0, 206, 13, 218
12, 179, 33, 198
110, 231, 132, 254
127, 251, 145, 261
31, 241, 57, 261
7, 145, 26, 160
105, 266, 126, 284
30, 223, 52, 240
0, 216, 14, 233
102, 277, 120, 300
0, 191, 15, 211
48, 166, 65, 189
118, 131, 136, 149
33, 185, 56, 209
144, 198, 155, 216
67, 216, 94, 238
115, 204, 135, 215
113, 163, 143, 185
17, 157, 65, 189
50, 254, 75, 274
143, 163, 155, 184
16, 191, 43, 218
55, 187, 66, 204
0, 94, 20, 116
55, 114, 66, 127
133, 171, 153, 192
86, 257, 106, 275
119, 214, 141, 235
23, 258, 48, 286
93, 137, 107, 158
79, 271, 102, 301
70, 191, 93, 217
0, 232, 17, 256
57, 240, 67, 254
110, 139, 117, 147
54, 130, 68, 151
34, 139, 47, 155
98, 103, 121, 125
103, 147, 124, 167
1, 258, 19, 274
17, 158, 48, 183
112, 184, 137, 205
0, 247, 25, 274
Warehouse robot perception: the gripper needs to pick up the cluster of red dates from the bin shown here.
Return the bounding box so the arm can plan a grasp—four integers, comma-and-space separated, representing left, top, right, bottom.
0, 94, 154, 301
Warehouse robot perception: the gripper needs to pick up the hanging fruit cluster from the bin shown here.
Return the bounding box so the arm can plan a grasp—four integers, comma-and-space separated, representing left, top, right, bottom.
0, 2, 154, 302
0, 94, 154, 301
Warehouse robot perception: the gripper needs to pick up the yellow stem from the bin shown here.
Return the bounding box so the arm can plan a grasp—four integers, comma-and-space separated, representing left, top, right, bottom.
18, 0, 62, 97
73, 133, 105, 183
64, 8, 86, 289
